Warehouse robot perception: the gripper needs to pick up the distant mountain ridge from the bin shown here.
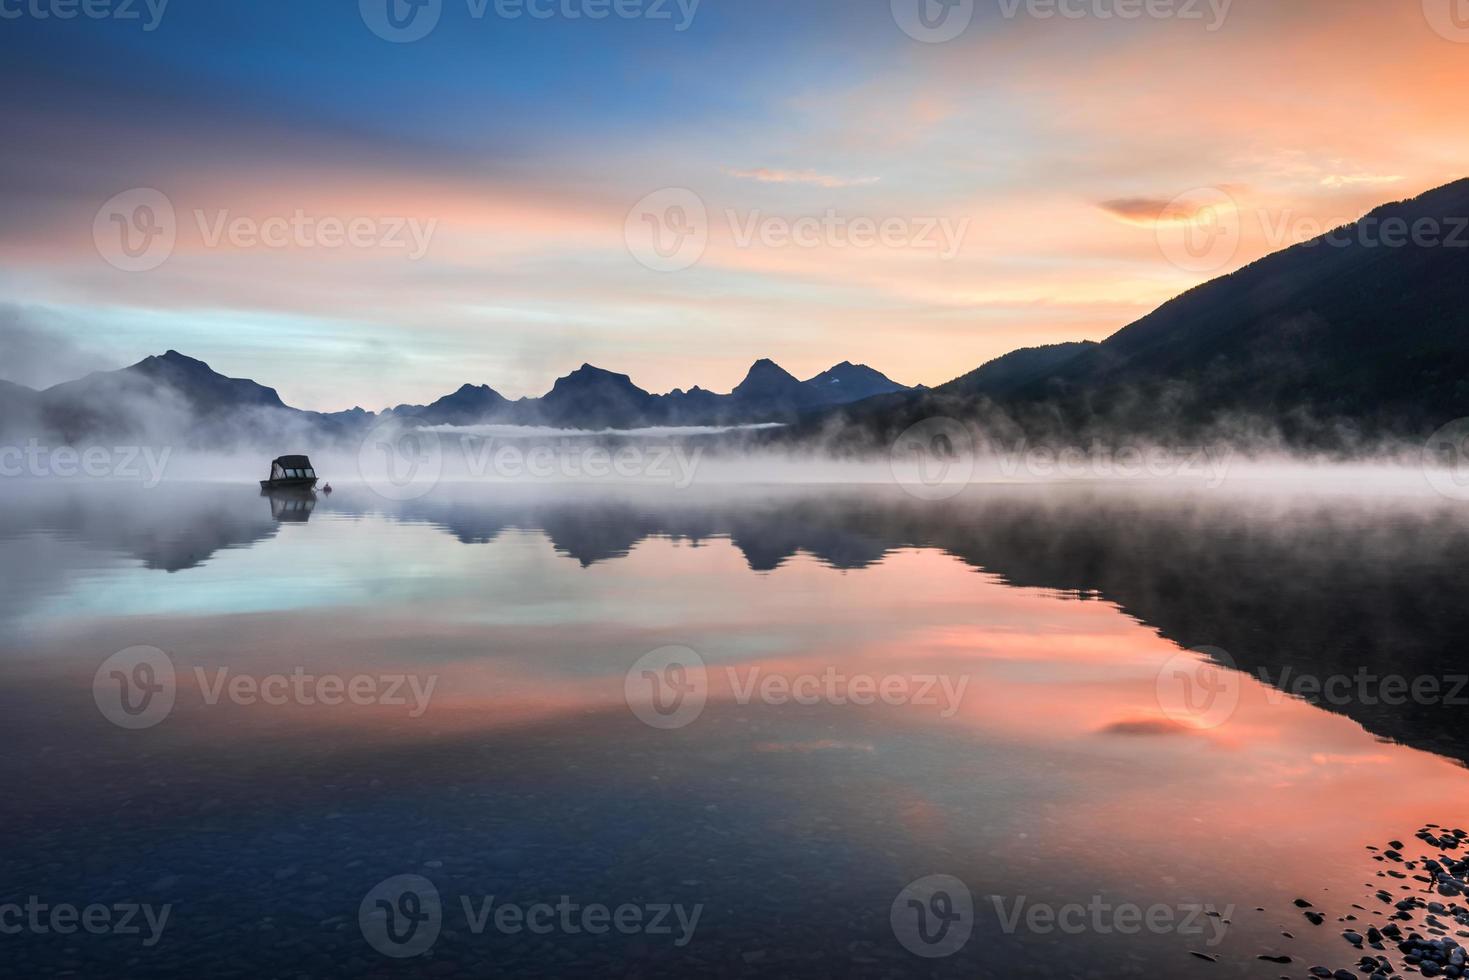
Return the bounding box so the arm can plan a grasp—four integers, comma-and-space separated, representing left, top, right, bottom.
382, 358, 912, 429
16, 350, 371, 444
0, 349, 913, 444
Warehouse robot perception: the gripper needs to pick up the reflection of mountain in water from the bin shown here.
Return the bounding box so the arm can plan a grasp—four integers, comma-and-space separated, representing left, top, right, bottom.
401, 488, 1469, 765
0, 485, 280, 573
9, 484, 1468, 767
379, 492, 901, 568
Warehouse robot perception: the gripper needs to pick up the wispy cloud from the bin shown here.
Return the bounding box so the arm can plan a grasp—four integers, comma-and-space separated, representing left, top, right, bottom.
0, 305, 119, 389
723, 167, 880, 189
1096, 197, 1174, 224
1320, 173, 1404, 189
1097, 190, 1242, 227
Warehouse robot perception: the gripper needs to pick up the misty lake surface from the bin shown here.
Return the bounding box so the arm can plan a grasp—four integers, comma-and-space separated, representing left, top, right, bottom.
3, 479, 1469, 978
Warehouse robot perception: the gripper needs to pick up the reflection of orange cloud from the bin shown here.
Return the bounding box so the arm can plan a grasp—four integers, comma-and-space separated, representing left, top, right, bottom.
22, 522, 1469, 932
1096, 716, 1198, 737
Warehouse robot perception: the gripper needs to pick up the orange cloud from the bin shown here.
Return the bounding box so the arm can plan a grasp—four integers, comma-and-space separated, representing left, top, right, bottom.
1097, 197, 1172, 224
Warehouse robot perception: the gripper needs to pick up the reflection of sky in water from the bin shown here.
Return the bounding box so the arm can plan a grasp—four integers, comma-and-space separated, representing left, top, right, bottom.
18, 519, 509, 628
4, 483, 1469, 978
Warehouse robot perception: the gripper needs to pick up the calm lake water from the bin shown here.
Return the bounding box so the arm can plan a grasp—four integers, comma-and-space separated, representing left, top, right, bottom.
3, 480, 1468, 978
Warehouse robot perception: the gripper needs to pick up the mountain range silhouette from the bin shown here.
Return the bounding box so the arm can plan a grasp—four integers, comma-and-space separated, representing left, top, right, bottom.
2, 179, 1466, 449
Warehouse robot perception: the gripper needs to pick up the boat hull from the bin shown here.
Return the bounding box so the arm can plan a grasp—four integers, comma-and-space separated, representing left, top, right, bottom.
259, 478, 318, 491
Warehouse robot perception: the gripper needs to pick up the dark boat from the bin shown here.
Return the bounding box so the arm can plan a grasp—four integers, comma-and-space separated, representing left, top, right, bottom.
259, 455, 319, 490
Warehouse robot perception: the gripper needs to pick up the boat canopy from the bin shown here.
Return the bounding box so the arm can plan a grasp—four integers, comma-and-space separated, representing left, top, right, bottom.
269, 455, 316, 480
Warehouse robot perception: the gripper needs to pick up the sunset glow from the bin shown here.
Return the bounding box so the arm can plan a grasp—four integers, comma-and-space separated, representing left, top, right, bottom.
3, 0, 1466, 407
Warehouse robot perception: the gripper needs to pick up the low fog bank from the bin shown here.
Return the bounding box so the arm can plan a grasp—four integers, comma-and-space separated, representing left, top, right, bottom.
3, 382, 1466, 497
5, 345, 1466, 497
4, 439, 1464, 502
423, 423, 786, 438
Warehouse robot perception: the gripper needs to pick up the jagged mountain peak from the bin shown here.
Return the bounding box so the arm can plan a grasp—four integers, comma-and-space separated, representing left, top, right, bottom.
135, 349, 213, 372
570, 362, 625, 377
733, 358, 801, 392
803, 361, 910, 403
549, 363, 645, 393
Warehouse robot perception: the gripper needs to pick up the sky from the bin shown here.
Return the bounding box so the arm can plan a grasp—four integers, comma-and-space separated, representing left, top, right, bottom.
1, 0, 1466, 410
